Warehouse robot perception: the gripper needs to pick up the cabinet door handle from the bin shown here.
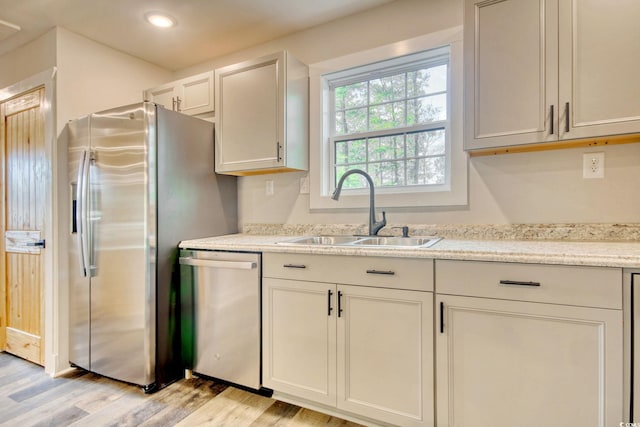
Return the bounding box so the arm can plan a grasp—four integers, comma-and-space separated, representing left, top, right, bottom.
338, 290, 343, 318
276, 142, 282, 162
172, 97, 177, 111
549, 105, 554, 135
283, 264, 306, 269
499, 280, 541, 287
439, 301, 444, 334
366, 269, 395, 276
176, 96, 182, 112
328, 290, 333, 316
564, 102, 570, 133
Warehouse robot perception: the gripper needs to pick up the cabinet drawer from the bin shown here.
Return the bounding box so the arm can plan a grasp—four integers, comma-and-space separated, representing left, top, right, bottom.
436, 260, 621, 309
264, 253, 433, 292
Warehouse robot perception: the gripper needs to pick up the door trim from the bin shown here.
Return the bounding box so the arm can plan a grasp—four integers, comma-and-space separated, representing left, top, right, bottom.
0, 68, 57, 374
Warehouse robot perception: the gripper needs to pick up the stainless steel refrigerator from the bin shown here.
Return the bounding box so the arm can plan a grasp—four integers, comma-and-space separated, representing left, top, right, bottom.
68, 102, 237, 392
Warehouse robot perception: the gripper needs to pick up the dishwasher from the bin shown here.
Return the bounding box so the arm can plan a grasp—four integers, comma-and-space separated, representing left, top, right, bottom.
179, 249, 269, 394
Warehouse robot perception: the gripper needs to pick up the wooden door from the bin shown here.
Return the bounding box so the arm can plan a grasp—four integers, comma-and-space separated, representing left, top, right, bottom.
0, 87, 46, 365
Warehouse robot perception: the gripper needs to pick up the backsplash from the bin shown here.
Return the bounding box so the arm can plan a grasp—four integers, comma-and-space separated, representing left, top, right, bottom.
242, 223, 640, 241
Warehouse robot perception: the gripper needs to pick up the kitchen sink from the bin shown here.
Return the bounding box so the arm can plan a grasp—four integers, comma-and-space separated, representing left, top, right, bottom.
278, 235, 442, 248
353, 236, 441, 248
279, 235, 365, 245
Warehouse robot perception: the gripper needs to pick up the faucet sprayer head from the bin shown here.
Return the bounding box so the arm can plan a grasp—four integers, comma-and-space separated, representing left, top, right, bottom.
330, 188, 341, 200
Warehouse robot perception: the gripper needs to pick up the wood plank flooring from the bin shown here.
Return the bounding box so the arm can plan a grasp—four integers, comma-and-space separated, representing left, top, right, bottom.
0, 352, 364, 427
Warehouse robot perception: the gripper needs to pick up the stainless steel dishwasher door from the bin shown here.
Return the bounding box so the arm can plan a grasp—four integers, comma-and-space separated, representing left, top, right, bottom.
179, 250, 261, 390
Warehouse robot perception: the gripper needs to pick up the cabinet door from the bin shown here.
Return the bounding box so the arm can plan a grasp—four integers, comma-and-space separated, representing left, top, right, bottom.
216, 53, 283, 173
464, 0, 558, 150
436, 294, 623, 427
337, 285, 433, 427
144, 84, 176, 111
558, 0, 640, 140
176, 71, 214, 116
262, 278, 336, 406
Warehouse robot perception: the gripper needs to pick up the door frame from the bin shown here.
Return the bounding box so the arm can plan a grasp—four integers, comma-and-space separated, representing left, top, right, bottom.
0, 68, 57, 374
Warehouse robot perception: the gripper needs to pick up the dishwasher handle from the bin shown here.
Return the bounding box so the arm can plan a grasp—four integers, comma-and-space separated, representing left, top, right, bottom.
179, 257, 257, 270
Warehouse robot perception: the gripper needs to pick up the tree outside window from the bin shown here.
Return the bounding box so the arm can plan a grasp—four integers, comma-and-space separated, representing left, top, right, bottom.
329, 54, 449, 191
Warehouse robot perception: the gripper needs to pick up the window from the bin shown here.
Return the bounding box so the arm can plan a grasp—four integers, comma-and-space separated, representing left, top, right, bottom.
329, 48, 449, 191
309, 27, 467, 209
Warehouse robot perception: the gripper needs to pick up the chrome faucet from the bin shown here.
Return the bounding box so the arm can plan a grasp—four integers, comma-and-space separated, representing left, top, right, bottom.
331, 169, 386, 236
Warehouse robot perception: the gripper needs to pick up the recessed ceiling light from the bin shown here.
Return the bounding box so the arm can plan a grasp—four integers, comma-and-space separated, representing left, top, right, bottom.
145, 12, 176, 28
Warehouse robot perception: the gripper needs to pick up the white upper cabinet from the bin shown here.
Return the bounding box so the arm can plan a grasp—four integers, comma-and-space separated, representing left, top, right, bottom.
465, 0, 640, 151
144, 71, 214, 116
558, 0, 640, 140
214, 51, 308, 176
464, 0, 557, 149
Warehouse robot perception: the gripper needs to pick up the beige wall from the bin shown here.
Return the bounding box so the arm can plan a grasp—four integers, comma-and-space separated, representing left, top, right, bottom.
178, 0, 640, 226
0, 27, 173, 134
0, 29, 57, 90
55, 27, 171, 132
177, 0, 461, 76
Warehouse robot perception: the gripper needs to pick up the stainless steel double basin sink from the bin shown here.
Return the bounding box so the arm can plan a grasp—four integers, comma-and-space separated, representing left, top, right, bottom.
278, 235, 442, 248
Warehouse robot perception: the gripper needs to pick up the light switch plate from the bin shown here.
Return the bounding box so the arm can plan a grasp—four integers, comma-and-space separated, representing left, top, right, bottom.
299, 176, 310, 194
265, 180, 274, 196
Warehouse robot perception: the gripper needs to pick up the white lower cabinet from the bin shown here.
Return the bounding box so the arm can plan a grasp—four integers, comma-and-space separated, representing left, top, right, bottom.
435, 260, 624, 427
262, 278, 336, 406
263, 255, 625, 426
262, 253, 434, 426
337, 285, 432, 426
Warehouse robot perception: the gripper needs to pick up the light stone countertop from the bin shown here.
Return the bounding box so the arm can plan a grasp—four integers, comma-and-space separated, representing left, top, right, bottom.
179, 233, 640, 268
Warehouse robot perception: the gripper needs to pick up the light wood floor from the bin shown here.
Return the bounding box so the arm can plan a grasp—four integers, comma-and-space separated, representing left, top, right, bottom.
0, 352, 363, 426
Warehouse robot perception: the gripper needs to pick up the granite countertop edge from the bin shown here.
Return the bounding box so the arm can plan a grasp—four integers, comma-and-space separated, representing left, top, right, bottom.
179, 233, 640, 269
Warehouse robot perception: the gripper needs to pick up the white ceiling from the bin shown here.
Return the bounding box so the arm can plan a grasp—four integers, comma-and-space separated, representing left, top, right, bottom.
0, 0, 395, 71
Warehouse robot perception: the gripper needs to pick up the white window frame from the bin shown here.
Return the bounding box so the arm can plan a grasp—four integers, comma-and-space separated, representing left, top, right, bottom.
309, 26, 467, 210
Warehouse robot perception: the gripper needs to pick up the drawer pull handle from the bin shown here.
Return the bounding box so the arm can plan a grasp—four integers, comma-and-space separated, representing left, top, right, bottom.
499, 280, 541, 287
366, 269, 395, 276
283, 264, 306, 269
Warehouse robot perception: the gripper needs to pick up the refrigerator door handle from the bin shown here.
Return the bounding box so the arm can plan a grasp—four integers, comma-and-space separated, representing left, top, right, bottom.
77, 150, 90, 277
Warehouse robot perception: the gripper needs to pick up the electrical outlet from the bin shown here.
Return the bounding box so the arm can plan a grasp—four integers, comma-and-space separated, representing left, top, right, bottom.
583, 152, 605, 179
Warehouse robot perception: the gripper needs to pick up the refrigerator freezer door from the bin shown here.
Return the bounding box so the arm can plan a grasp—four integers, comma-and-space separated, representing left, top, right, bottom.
634, 274, 639, 420
68, 116, 91, 371
88, 103, 155, 386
